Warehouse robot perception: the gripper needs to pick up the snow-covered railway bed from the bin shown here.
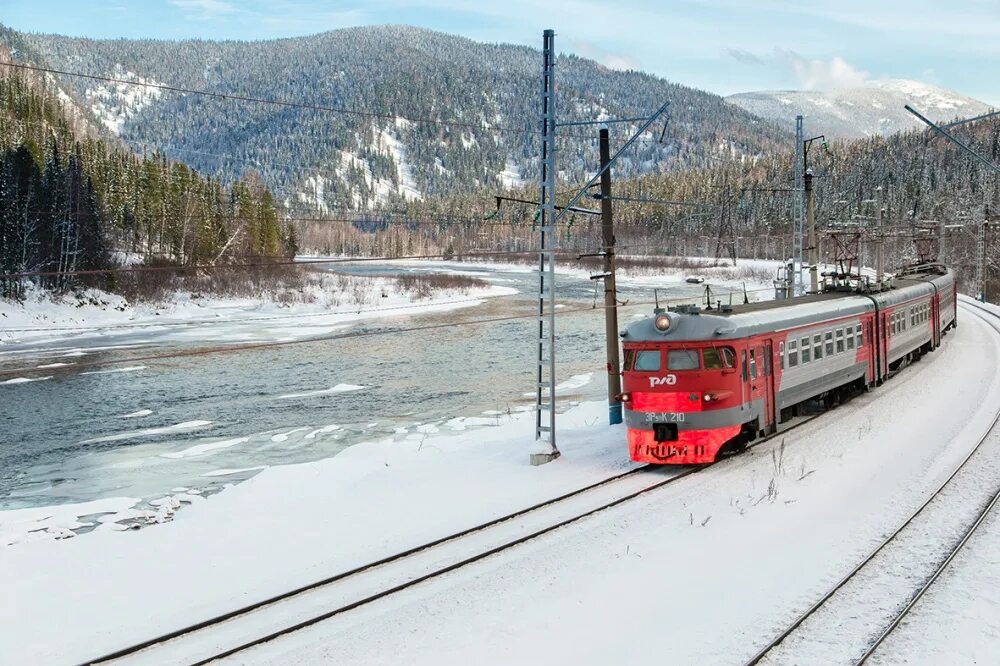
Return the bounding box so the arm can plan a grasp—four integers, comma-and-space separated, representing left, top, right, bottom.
750, 303, 1000, 665
85, 465, 689, 665
87, 415, 822, 666
224, 302, 1000, 666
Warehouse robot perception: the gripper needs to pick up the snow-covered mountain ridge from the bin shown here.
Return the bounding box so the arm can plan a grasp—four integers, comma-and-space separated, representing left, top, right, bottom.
727, 79, 993, 138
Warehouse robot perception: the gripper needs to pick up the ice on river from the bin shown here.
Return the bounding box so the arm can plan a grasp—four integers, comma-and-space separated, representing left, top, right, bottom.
276, 384, 365, 399
160, 436, 250, 460
1, 376, 52, 385
79, 420, 214, 444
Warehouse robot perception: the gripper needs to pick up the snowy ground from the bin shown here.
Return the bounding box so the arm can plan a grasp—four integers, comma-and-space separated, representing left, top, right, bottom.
230, 302, 1000, 666
0, 273, 517, 349
2, 301, 998, 665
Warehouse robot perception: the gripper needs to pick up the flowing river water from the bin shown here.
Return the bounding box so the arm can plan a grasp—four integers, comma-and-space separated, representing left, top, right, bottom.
0, 261, 722, 512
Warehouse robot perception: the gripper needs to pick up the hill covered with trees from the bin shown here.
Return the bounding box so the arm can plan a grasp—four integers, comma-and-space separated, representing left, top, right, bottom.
0, 61, 295, 299
1, 24, 788, 212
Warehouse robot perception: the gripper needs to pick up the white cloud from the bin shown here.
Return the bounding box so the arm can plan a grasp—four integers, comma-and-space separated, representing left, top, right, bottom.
726, 47, 870, 91
783, 52, 869, 90
169, 0, 236, 20
570, 40, 641, 72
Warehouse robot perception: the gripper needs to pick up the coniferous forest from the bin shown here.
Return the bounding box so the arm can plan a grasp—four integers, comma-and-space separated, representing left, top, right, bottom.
0, 69, 296, 300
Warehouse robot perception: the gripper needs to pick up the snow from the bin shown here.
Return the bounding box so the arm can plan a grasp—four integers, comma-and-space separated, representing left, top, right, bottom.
276, 383, 365, 400
160, 436, 250, 460
870, 487, 1000, 663
231, 304, 1000, 665
81, 366, 146, 376
84, 64, 164, 135
374, 124, 423, 201
203, 466, 268, 478
119, 409, 153, 419
498, 157, 526, 188
0, 273, 517, 348
79, 420, 214, 445
0, 497, 139, 546
2, 302, 997, 664
0, 375, 52, 385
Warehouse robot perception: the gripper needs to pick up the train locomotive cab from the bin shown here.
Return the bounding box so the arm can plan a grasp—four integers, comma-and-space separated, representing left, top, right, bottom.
621, 309, 745, 465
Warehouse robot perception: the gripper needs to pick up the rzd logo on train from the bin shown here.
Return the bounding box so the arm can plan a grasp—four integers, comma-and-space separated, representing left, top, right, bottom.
648, 375, 677, 388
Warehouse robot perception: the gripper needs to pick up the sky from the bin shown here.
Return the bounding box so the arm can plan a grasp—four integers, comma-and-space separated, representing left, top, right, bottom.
3, 0, 999, 105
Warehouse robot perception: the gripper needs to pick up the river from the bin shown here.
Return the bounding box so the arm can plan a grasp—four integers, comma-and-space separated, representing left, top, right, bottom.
0, 261, 717, 511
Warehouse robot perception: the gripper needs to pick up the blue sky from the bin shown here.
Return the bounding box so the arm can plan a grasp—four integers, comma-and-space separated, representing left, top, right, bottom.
4, 0, 999, 104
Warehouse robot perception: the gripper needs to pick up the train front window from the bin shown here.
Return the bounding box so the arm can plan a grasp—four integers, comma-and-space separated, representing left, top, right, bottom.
667, 349, 700, 371
633, 350, 661, 371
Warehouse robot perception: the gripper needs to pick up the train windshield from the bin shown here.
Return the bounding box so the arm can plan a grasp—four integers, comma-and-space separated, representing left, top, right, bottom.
667, 350, 700, 370
633, 350, 661, 371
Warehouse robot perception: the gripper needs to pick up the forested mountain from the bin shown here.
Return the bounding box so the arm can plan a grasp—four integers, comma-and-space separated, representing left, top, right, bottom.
0, 61, 294, 299
0, 24, 788, 213
390, 113, 999, 294
727, 80, 992, 139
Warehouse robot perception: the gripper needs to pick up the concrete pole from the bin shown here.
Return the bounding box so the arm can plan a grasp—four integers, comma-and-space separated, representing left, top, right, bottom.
806, 170, 818, 292
599, 129, 622, 425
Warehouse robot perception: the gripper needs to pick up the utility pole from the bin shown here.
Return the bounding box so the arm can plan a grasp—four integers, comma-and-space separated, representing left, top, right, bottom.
531, 29, 559, 466
599, 128, 622, 425
806, 169, 818, 292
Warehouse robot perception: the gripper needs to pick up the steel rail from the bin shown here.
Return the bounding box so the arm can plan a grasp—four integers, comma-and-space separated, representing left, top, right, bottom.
84, 416, 822, 666
743, 301, 1000, 666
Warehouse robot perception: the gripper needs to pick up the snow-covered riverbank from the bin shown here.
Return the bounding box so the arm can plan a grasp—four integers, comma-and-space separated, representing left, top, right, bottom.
0, 273, 518, 348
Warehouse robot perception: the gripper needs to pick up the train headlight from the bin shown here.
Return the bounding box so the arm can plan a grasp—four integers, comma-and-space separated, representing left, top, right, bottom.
654, 314, 671, 332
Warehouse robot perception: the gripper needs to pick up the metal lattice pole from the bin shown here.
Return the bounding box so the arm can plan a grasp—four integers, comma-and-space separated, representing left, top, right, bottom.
977, 220, 987, 302
531, 29, 560, 465
792, 115, 805, 296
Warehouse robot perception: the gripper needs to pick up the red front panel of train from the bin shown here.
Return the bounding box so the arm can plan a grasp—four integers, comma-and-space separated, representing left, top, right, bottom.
622, 344, 743, 465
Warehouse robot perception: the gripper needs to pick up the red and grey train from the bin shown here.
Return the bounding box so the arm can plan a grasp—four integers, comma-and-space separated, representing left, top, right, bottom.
620, 265, 957, 464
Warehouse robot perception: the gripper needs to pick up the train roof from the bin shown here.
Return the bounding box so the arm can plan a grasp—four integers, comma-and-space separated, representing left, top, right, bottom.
623, 267, 953, 343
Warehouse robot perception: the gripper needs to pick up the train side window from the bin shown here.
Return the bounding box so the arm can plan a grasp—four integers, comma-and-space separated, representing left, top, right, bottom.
634, 350, 661, 371
779, 341, 785, 369
857, 324, 863, 346
836, 329, 845, 353
720, 347, 736, 368
749, 349, 757, 379
847, 329, 855, 350
741, 350, 748, 380
788, 340, 798, 367
801, 337, 810, 363
825, 331, 834, 356
623, 349, 635, 370
668, 349, 700, 371
813, 334, 823, 359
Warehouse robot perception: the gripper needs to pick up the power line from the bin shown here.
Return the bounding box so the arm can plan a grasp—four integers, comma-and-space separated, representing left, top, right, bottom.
0, 61, 626, 141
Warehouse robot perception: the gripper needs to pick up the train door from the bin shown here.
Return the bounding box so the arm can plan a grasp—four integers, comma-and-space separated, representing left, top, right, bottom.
746, 343, 769, 433
879, 312, 890, 379
931, 295, 940, 347
763, 340, 776, 432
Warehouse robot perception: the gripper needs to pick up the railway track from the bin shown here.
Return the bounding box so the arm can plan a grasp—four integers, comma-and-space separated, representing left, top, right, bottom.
744, 300, 1000, 666
82, 417, 823, 665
